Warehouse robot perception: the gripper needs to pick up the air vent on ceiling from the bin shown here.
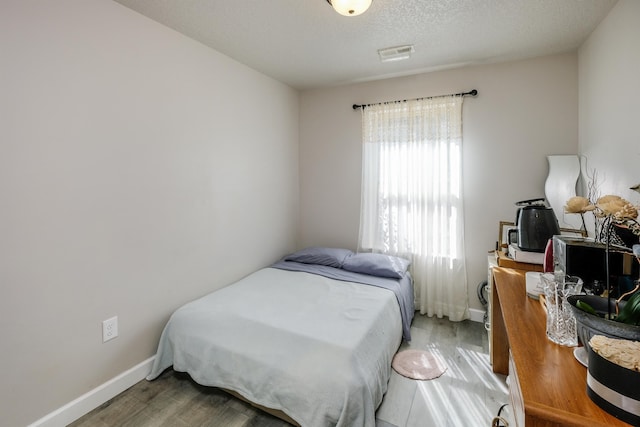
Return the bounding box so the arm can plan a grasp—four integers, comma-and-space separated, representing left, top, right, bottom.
378, 45, 415, 62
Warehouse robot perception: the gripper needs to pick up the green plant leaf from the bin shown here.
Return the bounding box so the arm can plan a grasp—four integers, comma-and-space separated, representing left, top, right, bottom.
576, 299, 598, 316
616, 291, 640, 325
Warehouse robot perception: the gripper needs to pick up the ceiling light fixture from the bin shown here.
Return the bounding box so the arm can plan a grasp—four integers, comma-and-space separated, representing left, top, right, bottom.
326, 0, 372, 17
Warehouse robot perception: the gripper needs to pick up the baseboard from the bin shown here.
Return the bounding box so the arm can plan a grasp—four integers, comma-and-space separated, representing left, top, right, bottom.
28, 356, 155, 427
469, 308, 486, 323
29, 310, 486, 426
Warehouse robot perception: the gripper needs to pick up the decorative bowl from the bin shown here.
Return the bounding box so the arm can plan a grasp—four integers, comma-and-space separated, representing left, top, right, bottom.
567, 295, 640, 354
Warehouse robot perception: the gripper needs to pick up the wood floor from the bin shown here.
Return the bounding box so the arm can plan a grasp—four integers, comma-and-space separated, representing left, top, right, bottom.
70, 315, 508, 427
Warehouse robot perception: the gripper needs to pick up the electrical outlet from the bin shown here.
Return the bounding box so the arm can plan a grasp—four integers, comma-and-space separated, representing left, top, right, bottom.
102, 316, 118, 343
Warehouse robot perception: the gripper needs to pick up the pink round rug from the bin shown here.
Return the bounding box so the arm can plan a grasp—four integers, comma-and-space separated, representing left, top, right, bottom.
392, 349, 447, 380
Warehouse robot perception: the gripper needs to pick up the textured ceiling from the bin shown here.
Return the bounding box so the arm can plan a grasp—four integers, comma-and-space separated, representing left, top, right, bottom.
112, 0, 617, 90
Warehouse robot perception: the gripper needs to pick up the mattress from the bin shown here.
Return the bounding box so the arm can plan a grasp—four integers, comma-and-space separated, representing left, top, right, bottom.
146, 266, 408, 426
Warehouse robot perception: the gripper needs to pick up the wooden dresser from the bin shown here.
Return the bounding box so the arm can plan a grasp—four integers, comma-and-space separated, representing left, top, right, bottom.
490, 267, 630, 426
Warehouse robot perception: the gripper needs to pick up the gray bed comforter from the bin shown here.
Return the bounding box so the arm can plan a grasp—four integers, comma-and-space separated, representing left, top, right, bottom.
270, 260, 414, 341
147, 266, 406, 427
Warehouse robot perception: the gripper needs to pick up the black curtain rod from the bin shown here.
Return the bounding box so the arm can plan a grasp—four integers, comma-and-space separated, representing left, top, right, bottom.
352, 89, 478, 110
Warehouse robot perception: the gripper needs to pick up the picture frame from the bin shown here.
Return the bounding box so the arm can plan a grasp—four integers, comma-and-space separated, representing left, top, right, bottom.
498, 221, 516, 251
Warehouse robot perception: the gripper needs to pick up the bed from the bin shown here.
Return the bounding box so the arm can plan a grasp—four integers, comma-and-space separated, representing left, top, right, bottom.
146, 247, 414, 427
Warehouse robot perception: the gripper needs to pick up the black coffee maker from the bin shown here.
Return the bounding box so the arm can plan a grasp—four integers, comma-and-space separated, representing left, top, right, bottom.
515, 198, 561, 252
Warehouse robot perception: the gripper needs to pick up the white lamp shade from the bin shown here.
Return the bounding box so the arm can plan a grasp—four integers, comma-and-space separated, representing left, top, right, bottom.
330, 0, 372, 16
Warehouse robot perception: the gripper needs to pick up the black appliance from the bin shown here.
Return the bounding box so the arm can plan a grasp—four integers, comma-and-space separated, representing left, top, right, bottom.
515, 198, 560, 252
553, 235, 638, 295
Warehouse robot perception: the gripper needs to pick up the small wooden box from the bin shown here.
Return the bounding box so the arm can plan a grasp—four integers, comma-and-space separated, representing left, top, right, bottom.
495, 250, 544, 272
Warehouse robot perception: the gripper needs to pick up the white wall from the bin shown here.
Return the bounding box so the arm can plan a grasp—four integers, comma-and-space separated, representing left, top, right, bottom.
0, 1, 299, 426
578, 0, 640, 202
4, 0, 635, 424
299, 53, 579, 314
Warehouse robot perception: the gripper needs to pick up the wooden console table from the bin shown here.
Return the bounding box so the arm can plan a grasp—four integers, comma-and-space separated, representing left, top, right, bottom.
490, 267, 629, 426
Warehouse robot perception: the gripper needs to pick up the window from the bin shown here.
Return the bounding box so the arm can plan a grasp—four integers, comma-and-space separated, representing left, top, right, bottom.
359, 96, 469, 320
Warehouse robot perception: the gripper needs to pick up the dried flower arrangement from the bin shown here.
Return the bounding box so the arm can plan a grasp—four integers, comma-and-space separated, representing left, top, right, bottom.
564, 188, 640, 325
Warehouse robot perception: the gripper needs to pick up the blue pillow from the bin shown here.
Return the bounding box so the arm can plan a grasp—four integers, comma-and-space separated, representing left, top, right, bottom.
342, 252, 411, 279
284, 247, 354, 268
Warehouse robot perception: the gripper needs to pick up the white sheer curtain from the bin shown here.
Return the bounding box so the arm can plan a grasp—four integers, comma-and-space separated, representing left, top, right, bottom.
358, 96, 469, 321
